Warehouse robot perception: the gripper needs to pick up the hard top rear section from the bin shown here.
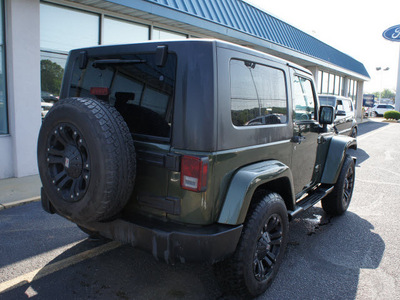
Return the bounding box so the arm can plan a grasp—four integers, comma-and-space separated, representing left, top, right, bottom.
61, 39, 218, 151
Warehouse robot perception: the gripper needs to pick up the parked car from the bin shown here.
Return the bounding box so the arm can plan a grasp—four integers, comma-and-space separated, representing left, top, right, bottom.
371, 104, 395, 117
37, 40, 356, 298
41, 91, 59, 103
319, 94, 357, 137
40, 101, 53, 119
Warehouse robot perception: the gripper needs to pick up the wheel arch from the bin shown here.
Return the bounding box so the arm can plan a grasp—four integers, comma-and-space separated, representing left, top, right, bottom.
217, 160, 295, 225
321, 135, 357, 185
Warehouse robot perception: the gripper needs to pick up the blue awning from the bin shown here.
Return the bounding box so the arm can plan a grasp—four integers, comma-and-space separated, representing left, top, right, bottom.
105, 0, 370, 79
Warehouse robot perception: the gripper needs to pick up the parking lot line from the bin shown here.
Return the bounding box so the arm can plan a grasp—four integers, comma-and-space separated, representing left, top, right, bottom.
0, 241, 121, 294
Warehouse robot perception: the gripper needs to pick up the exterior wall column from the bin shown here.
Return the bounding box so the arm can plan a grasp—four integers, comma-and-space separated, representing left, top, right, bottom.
342, 77, 350, 97
356, 80, 364, 122
395, 45, 400, 112
5, 0, 41, 178
308, 66, 320, 93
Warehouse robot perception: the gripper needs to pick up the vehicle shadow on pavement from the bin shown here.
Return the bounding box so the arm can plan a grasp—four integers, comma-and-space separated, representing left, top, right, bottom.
0, 202, 89, 269
358, 119, 389, 137
1, 237, 223, 299
1, 206, 384, 300
263, 206, 385, 299
348, 148, 369, 166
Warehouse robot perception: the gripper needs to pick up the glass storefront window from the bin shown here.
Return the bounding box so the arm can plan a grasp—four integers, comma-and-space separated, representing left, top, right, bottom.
40, 52, 67, 119
319, 71, 343, 96
41, 52, 67, 99
152, 28, 187, 40
0, 0, 7, 134
40, 3, 99, 52
103, 17, 149, 45
321, 72, 329, 94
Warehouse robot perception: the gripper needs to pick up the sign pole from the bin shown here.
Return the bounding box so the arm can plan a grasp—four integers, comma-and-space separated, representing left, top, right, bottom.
382, 25, 400, 111
395, 44, 400, 112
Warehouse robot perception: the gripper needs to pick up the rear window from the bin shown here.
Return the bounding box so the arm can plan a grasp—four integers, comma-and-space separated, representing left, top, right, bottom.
69, 52, 177, 139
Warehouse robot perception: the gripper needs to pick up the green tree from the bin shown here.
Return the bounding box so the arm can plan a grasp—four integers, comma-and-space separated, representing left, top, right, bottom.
41, 60, 64, 96
381, 89, 395, 99
373, 89, 396, 100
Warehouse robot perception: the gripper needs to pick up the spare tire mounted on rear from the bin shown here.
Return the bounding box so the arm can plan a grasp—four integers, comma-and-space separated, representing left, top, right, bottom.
38, 97, 136, 223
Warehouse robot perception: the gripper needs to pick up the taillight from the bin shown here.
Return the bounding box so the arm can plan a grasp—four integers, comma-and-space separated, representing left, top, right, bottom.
90, 87, 110, 96
181, 156, 208, 192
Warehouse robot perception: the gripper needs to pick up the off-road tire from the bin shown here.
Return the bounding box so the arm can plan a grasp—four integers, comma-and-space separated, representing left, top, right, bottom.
322, 154, 355, 216
214, 191, 289, 298
38, 97, 136, 223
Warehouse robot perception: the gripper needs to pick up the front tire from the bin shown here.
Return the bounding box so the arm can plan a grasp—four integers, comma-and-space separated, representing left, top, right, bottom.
214, 191, 289, 298
322, 154, 355, 216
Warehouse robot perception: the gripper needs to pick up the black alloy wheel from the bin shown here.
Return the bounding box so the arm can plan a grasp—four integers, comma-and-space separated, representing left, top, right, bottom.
46, 123, 90, 203
213, 191, 289, 298
253, 213, 284, 281
322, 154, 355, 216
341, 160, 355, 209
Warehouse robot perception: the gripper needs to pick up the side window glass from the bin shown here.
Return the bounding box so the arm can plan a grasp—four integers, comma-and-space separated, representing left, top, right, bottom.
230, 59, 288, 126
292, 76, 316, 121
346, 100, 352, 112
336, 100, 344, 111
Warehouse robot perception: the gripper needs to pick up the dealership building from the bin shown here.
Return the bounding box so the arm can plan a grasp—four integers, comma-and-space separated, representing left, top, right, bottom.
0, 0, 370, 179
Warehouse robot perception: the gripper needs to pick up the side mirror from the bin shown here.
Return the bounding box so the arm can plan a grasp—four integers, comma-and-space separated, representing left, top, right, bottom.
319, 106, 334, 125
336, 110, 346, 116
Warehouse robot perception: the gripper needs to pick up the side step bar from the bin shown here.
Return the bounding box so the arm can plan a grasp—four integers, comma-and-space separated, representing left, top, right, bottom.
289, 185, 334, 220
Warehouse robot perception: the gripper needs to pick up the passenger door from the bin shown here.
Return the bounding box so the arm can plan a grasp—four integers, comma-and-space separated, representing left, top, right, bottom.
334, 99, 347, 134
290, 74, 320, 195
335, 99, 353, 135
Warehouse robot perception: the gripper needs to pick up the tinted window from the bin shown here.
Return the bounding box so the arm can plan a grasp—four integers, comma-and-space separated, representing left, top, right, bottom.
292, 76, 316, 121
319, 97, 335, 107
70, 52, 177, 138
230, 59, 287, 126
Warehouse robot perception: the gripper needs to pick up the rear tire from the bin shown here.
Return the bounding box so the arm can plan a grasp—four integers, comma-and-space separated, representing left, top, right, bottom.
322, 154, 355, 216
214, 191, 289, 298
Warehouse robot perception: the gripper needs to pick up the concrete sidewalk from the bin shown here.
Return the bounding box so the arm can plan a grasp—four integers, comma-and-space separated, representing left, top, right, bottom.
0, 174, 41, 210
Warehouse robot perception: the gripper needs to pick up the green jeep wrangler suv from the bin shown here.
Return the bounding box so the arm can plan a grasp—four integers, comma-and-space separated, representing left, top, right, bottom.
38, 40, 356, 298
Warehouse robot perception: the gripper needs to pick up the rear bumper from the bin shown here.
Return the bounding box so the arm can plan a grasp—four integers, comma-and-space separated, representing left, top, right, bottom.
78, 215, 243, 264
42, 188, 242, 264
42, 189, 242, 264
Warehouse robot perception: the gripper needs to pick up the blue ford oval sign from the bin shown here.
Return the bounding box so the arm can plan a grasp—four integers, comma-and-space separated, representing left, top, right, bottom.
383, 25, 400, 42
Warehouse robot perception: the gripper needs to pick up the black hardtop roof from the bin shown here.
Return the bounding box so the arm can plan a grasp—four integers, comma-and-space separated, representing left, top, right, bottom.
70, 39, 311, 74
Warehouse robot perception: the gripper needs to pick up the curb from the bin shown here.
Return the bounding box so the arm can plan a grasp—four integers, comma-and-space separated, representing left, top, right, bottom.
0, 196, 41, 211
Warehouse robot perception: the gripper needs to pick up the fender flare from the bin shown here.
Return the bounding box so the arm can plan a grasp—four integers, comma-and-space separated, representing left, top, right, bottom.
321, 135, 357, 184
217, 160, 294, 225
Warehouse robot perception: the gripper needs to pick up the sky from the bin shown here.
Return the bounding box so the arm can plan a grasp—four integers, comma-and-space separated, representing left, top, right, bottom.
244, 0, 400, 93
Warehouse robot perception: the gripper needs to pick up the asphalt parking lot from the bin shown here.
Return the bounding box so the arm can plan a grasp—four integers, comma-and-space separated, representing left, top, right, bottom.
1, 119, 399, 299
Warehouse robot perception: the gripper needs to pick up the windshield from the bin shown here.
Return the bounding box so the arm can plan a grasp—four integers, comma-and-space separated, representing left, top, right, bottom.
319, 97, 335, 107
